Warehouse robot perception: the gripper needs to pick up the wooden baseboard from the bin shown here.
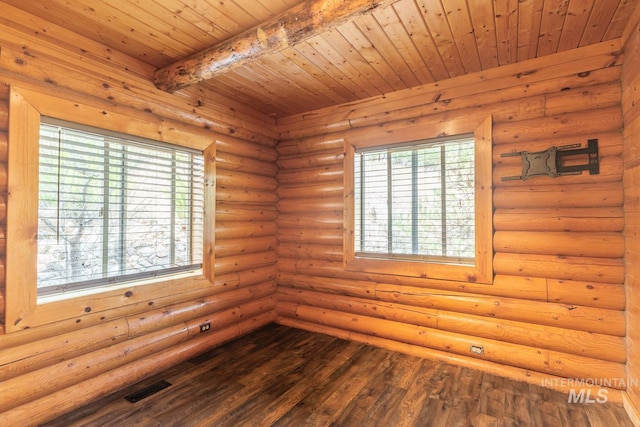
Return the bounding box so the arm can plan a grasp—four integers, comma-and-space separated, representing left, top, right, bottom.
623, 392, 640, 427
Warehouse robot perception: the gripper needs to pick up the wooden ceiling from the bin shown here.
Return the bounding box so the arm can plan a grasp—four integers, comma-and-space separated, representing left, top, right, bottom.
2, 0, 636, 119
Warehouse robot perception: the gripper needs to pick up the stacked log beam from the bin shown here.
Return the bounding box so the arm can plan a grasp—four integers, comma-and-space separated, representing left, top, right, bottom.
275, 42, 627, 395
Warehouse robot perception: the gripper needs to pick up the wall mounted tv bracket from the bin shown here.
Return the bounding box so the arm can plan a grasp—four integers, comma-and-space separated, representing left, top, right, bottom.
500, 139, 599, 181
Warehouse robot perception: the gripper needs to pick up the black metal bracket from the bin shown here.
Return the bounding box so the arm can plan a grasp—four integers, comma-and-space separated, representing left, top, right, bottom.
500, 139, 599, 181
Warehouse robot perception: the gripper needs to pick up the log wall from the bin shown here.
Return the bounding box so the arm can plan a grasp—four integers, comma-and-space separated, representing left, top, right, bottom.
0, 5, 278, 424
275, 41, 628, 397
622, 4, 640, 422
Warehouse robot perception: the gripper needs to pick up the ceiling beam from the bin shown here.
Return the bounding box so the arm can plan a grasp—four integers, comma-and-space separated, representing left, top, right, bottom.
153, 0, 397, 93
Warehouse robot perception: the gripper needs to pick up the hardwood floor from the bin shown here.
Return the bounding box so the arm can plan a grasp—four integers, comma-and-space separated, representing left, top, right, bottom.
44, 324, 633, 427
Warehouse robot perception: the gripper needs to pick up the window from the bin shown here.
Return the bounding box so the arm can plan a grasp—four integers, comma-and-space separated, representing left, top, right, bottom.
344, 116, 493, 284
6, 86, 215, 332
354, 135, 475, 264
37, 119, 204, 297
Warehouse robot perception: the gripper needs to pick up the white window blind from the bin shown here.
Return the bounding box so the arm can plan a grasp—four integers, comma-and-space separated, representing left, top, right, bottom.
354, 135, 475, 264
37, 118, 204, 296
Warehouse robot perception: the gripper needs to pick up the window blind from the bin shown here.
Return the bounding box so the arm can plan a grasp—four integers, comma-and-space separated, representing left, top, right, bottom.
354, 136, 475, 264
37, 118, 204, 296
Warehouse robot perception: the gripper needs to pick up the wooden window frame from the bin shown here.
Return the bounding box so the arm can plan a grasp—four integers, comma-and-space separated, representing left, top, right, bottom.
344, 116, 493, 284
5, 86, 216, 332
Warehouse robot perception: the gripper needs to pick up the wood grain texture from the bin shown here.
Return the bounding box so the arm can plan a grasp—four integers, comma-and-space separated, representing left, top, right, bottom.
40, 324, 634, 427
622, 3, 640, 419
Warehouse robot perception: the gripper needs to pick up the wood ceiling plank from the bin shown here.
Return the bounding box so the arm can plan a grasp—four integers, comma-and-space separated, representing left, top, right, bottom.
233, 65, 309, 114
198, 80, 278, 118
393, 0, 450, 80
353, 13, 421, 88
232, 0, 305, 20
151, 0, 233, 42
228, 0, 276, 20
371, 5, 435, 85
414, 0, 466, 77
537, 0, 571, 57
557, 0, 596, 51
201, 0, 260, 31
603, 0, 638, 40
307, 32, 384, 97
113, 0, 218, 56
238, 60, 320, 113
260, 51, 352, 106
516, 0, 544, 61
209, 72, 291, 117
339, 18, 411, 91
1, 0, 173, 66
252, 0, 303, 15
289, 41, 372, 100
580, 0, 621, 45
63, 0, 196, 59
441, 0, 482, 74
173, 0, 244, 37
319, 28, 396, 94
494, 0, 519, 65
467, 0, 499, 69
278, 47, 359, 104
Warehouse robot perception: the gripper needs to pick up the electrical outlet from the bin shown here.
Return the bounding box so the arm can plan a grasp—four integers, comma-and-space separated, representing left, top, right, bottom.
199, 322, 211, 333
470, 345, 484, 355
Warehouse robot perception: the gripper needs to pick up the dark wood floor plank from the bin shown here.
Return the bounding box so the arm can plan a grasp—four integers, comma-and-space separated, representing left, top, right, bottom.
361, 385, 409, 426
333, 350, 398, 425
215, 338, 352, 426
298, 346, 390, 426
391, 359, 451, 426
187, 347, 312, 425
424, 361, 456, 400
416, 395, 461, 427
258, 338, 370, 426
43, 324, 635, 427
442, 367, 484, 426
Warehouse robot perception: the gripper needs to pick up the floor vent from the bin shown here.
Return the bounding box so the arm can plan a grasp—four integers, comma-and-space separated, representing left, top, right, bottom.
124, 380, 172, 403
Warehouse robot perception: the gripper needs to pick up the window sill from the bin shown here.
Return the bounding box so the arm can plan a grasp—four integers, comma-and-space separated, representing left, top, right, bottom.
37, 268, 204, 305
345, 255, 492, 285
